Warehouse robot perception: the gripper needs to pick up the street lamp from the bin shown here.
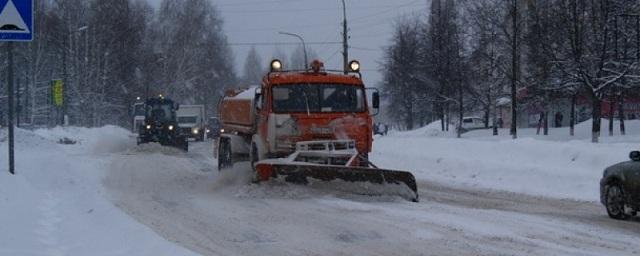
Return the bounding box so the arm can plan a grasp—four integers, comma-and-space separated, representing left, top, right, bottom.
279, 31, 308, 70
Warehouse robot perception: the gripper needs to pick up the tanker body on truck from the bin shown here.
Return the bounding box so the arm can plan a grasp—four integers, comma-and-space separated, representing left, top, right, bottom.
217, 59, 418, 201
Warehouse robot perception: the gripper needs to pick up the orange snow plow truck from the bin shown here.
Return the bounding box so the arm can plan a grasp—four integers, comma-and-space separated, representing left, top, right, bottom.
217, 59, 418, 202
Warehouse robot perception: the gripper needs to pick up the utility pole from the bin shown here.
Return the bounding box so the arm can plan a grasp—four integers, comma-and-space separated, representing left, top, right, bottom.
510, 0, 518, 139
342, 0, 349, 74
62, 29, 68, 126
7, 42, 15, 175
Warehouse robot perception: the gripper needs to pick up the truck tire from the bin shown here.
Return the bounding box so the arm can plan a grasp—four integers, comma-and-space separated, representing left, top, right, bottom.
218, 137, 233, 171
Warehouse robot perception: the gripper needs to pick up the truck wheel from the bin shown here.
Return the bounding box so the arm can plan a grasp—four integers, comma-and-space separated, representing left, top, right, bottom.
605, 183, 630, 220
250, 143, 259, 170
218, 137, 232, 171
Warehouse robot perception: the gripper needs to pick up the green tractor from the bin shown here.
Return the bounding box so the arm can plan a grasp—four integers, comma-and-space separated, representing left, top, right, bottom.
137, 97, 188, 151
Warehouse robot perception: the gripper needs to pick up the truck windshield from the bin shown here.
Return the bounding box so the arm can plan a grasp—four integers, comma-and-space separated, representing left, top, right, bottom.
178, 116, 198, 123
146, 103, 174, 122
272, 84, 365, 113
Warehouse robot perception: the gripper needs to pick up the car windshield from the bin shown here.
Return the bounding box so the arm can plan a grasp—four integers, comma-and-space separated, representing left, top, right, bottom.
272, 84, 365, 113
178, 116, 198, 123
146, 103, 174, 122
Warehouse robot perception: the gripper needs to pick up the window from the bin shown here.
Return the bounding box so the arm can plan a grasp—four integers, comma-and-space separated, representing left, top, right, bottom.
272, 84, 365, 113
146, 103, 174, 122
178, 116, 198, 123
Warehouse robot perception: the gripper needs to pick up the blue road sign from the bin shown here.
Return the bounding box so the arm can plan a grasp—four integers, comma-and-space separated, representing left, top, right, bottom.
0, 0, 32, 41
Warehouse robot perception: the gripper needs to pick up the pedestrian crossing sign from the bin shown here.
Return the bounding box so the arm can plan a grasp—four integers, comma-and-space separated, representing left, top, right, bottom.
0, 0, 33, 41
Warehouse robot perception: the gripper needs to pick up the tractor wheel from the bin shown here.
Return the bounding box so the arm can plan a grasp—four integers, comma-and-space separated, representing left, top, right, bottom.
218, 137, 232, 171
605, 183, 630, 220
182, 137, 189, 152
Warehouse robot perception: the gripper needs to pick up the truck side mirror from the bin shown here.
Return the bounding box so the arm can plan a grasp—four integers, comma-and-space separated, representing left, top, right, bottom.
372, 92, 380, 109
255, 87, 263, 110
630, 151, 640, 161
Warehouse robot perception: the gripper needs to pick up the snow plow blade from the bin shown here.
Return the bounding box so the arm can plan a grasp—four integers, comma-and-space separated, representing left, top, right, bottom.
258, 163, 419, 202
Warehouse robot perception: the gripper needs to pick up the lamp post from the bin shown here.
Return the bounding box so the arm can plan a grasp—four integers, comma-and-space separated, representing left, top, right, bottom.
279, 31, 308, 70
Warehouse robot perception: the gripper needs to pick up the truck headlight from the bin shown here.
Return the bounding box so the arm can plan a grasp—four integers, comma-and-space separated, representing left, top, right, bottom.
168, 125, 174, 131
206, 129, 211, 133
146, 125, 151, 130
220, 129, 225, 133
192, 128, 199, 134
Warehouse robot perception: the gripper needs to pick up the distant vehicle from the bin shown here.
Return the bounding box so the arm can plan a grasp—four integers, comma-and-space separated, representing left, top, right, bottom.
137, 97, 188, 151
461, 117, 487, 129
374, 123, 388, 135
600, 151, 640, 220
206, 116, 221, 139
131, 102, 145, 133
457, 116, 490, 133
176, 105, 205, 141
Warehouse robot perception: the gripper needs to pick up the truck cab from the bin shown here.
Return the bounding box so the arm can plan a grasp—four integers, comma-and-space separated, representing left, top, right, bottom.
176, 105, 205, 141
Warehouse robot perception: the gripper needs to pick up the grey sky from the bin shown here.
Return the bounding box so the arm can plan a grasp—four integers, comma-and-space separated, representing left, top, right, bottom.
147, 0, 428, 86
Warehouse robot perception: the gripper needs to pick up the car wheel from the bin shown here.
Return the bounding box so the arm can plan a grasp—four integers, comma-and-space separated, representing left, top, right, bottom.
605, 183, 630, 220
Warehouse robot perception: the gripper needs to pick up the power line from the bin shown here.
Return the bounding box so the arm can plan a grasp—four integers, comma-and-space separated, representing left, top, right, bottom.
223, 0, 426, 34
215, 0, 305, 7
220, 3, 426, 14
228, 41, 342, 46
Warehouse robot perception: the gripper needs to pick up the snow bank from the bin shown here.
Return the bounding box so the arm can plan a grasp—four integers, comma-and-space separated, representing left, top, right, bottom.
0, 126, 196, 256
33, 125, 133, 154
373, 119, 640, 201
391, 120, 457, 137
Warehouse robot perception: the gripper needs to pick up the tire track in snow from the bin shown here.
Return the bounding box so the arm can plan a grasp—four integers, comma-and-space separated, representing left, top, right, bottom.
105, 141, 640, 256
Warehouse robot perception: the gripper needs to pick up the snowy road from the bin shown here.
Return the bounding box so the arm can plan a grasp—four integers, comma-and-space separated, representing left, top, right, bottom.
105, 140, 640, 256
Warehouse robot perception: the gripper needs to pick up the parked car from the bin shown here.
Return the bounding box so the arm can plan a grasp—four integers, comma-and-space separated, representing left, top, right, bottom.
600, 151, 640, 220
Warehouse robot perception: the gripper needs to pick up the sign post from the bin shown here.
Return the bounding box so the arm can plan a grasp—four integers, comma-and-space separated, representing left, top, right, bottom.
0, 0, 34, 175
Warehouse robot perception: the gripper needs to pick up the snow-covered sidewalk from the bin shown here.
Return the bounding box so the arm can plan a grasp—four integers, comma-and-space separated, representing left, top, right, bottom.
373, 119, 639, 202
0, 127, 196, 256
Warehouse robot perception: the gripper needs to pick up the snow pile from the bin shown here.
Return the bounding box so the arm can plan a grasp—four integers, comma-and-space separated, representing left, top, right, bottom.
373, 119, 640, 201
33, 125, 133, 154
0, 126, 196, 256
392, 120, 457, 137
